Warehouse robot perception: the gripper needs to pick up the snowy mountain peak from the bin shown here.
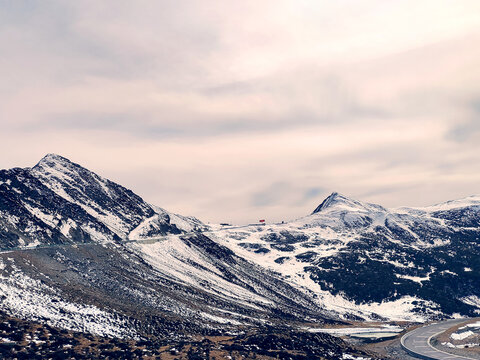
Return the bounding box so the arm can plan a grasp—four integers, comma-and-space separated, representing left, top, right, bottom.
34, 153, 74, 169
38, 153, 69, 162
311, 192, 387, 215
32, 154, 92, 186
312, 192, 368, 213
0, 154, 200, 248
414, 194, 480, 213
311, 192, 342, 213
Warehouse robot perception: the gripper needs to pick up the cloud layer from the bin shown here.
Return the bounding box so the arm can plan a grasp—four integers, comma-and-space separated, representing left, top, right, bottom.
1, 1, 480, 223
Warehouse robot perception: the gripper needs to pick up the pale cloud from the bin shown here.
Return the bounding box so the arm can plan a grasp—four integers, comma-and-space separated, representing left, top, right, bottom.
1, 1, 480, 223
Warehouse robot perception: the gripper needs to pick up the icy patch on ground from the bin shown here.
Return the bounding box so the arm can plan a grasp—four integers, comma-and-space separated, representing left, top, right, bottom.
342, 354, 371, 360
442, 341, 479, 349
463, 321, 480, 328
446, 320, 480, 348
451, 331, 474, 340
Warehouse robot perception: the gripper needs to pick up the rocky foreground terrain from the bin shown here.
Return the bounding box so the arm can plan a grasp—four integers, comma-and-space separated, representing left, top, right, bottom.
0, 311, 379, 360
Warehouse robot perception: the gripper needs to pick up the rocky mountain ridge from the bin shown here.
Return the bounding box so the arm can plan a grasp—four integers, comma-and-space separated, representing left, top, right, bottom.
0, 154, 479, 344
0, 154, 203, 250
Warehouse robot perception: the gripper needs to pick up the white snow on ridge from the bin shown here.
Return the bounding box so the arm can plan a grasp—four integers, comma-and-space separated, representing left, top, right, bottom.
127, 206, 202, 240
127, 214, 160, 240
59, 218, 77, 237
342, 354, 371, 360
31, 155, 204, 243
406, 194, 480, 213
167, 211, 204, 232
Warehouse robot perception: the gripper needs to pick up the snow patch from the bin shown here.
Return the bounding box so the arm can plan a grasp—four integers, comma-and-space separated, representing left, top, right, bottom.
451, 331, 474, 340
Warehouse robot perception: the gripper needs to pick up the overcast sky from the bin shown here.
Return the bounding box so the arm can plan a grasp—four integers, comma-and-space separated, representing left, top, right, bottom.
1, 1, 480, 223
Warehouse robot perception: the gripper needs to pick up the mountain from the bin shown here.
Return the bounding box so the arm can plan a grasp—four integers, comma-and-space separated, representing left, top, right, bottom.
0, 154, 336, 342
214, 192, 480, 321
0, 154, 204, 250
1, 154, 479, 357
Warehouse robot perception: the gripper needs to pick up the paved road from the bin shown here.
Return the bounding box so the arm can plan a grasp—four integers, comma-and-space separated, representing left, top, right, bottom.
401, 318, 479, 360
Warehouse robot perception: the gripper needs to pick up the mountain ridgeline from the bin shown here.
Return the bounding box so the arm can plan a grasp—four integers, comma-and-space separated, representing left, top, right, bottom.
0, 154, 191, 249
216, 191, 480, 320
0, 154, 334, 343
0, 154, 479, 345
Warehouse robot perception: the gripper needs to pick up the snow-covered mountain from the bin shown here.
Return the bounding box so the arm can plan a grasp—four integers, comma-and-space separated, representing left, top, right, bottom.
0, 154, 331, 340
214, 192, 480, 321
0, 154, 202, 249
1, 154, 479, 341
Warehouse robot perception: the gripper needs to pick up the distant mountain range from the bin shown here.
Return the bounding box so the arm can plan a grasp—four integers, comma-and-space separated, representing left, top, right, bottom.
214, 191, 480, 320
0, 154, 479, 341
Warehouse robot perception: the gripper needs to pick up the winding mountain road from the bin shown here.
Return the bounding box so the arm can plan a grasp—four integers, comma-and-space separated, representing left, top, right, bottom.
401, 318, 479, 360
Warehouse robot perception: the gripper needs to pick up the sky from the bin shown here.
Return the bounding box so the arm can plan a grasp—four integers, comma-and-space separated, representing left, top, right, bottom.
1, 1, 480, 224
